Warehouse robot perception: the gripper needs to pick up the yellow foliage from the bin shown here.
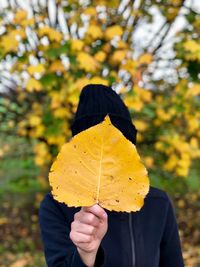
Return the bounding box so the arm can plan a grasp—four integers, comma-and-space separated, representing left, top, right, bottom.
93, 0, 120, 8
102, 43, 111, 53
49, 60, 65, 73
117, 40, 128, 49
124, 96, 144, 112
13, 10, 27, 23
38, 26, 63, 42
134, 120, 148, 132
143, 156, 154, 168
155, 141, 165, 152
135, 86, 152, 102
47, 135, 66, 147
74, 78, 91, 91
105, 25, 123, 40
27, 64, 45, 75
164, 154, 179, 171
186, 84, 200, 97
87, 25, 103, 39
176, 166, 189, 177
32, 125, 45, 138
84, 7, 97, 16
17, 120, 28, 136
94, 51, 106, 62
138, 53, 153, 65
49, 115, 149, 212
26, 78, 42, 92
71, 39, 84, 51
187, 117, 199, 133
13, 9, 34, 26
156, 108, 172, 121
77, 52, 99, 72
34, 142, 51, 166
28, 115, 41, 127
110, 50, 128, 65
121, 59, 137, 76
53, 107, 70, 119
89, 77, 109, 85
118, 86, 128, 94
184, 40, 200, 61
1, 34, 18, 53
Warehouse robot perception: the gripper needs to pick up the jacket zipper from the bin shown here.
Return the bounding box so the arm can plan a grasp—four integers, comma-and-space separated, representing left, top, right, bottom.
129, 213, 136, 267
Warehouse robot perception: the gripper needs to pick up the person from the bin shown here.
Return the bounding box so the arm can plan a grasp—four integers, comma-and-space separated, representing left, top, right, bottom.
39, 84, 184, 267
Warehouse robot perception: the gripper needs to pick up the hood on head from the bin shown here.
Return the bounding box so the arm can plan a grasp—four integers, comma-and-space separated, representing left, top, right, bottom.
71, 84, 137, 145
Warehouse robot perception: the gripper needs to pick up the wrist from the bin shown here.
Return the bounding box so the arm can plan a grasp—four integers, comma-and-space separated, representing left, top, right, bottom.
77, 247, 98, 267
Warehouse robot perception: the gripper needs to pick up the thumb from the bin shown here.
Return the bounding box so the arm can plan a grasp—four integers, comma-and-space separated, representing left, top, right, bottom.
82, 204, 107, 221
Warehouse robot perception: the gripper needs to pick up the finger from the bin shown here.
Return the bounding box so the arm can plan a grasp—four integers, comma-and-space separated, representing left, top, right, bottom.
70, 231, 93, 244
78, 211, 100, 227
83, 204, 107, 221
71, 221, 96, 235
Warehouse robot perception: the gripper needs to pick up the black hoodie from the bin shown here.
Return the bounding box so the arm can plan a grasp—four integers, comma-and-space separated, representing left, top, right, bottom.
39, 84, 184, 267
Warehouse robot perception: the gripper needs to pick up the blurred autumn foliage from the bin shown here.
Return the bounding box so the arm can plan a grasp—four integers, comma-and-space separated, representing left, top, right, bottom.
0, 0, 199, 266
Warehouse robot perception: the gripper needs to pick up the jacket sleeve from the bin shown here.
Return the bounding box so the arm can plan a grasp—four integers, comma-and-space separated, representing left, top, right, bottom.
39, 193, 104, 267
159, 195, 184, 267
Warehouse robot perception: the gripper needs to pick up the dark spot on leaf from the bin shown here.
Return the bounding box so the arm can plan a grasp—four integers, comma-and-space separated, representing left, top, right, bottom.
110, 175, 114, 180
74, 145, 76, 148
129, 177, 132, 181
116, 200, 119, 203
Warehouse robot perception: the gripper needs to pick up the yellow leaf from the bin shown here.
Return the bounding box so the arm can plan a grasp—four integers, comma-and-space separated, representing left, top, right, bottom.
71, 39, 84, 51
53, 107, 70, 118
13, 10, 27, 24
49, 60, 65, 73
105, 25, 123, 40
134, 120, 148, 132
143, 156, 154, 168
38, 26, 62, 42
77, 52, 99, 72
27, 64, 45, 75
138, 53, 153, 65
26, 78, 42, 92
10, 258, 29, 267
84, 7, 97, 16
164, 154, 178, 171
28, 115, 41, 126
110, 50, 128, 64
13, 9, 34, 26
117, 40, 128, 49
89, 76, 109, 86
184, 40, 200, 61
186, 84, 200, 97
49, 115, 150, 212
87, 25, 103, 39
34, 142, 51, 166
94, 51, 106, 62
1, 35, 18, 53
121, 59, 137, 76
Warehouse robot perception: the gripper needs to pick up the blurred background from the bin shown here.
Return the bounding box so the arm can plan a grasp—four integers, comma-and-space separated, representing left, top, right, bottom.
0, 0, 199, 266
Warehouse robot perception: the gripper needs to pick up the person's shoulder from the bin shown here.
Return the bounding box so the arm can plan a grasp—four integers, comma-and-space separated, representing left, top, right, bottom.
142, 186, 173, 215
40, 192, 69, 210
39, 192, 79, 220
40, 192, 55, 208
146, 186, 170, 201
